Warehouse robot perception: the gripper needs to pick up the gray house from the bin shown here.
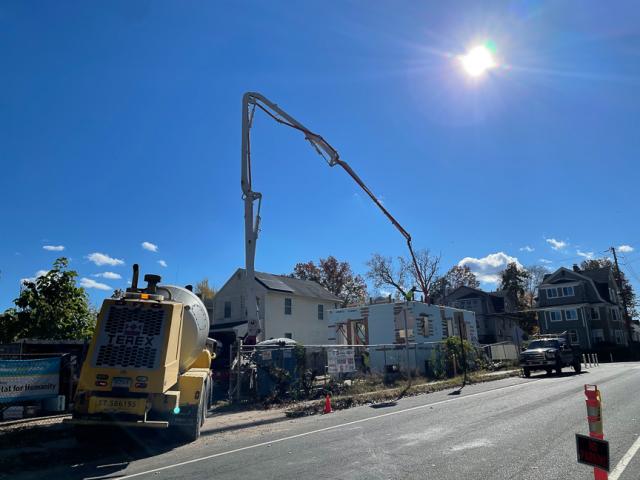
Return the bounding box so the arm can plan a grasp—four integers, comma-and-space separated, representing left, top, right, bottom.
536, 265, 628, 349
446, 286, 524, 345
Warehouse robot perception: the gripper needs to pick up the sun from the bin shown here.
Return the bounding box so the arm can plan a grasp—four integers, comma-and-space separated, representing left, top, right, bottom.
459, 44, 497, 77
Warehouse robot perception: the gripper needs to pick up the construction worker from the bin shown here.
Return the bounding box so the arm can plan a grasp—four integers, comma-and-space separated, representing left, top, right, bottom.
405, 286, 416, 302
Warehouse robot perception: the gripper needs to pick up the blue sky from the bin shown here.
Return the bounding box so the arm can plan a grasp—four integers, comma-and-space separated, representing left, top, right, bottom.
2, 0, 640, 309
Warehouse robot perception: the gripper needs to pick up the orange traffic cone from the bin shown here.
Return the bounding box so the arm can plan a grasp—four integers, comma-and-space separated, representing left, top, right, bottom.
323, 394, 333, 414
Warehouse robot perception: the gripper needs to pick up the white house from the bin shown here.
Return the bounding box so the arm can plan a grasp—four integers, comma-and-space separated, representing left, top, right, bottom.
211, 268, 341, 345
327, 300, 478, 374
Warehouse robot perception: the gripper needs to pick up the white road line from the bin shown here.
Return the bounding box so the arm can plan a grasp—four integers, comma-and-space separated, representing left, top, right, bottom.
107, 381, 533, 480
610, 435, 640, 480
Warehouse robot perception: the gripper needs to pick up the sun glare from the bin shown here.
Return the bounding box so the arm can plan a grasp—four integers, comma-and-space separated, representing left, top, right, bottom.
459, 44, 497, 77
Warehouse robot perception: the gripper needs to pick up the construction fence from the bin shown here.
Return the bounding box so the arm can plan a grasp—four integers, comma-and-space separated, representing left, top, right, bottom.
225, 340, 510, 403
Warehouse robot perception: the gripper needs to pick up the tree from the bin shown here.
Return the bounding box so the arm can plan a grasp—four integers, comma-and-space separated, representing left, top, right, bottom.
111, 288, 125, 299
291, 256, 367, 307
365, 254, 408, 300
432, 265, 480, 301
0, 257, 96, 342
401, 249, 442, 302
366, 249, 441, 302
195, 278, 216, 301
580, 258, 638, 321
499, 262, 529, 310
499, 262, 536, 334
523, 265, 551, 308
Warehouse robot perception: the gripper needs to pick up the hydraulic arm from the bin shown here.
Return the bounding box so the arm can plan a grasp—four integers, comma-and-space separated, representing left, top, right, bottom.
241, 92, 425, 343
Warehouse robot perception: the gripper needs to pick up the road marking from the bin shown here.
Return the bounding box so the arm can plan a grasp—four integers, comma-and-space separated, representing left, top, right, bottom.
609, 435, 640, 480
108, 381, 533, 479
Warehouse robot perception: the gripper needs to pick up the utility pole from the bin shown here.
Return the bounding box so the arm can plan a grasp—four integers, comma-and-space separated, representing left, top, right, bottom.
610, 247, 633, 343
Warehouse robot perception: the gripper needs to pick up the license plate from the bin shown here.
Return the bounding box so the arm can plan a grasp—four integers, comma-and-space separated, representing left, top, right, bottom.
112, 377, 132, 388
89, 397, 146, 415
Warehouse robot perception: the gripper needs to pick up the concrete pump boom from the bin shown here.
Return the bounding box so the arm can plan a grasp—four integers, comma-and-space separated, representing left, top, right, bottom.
241, 92, 425, 344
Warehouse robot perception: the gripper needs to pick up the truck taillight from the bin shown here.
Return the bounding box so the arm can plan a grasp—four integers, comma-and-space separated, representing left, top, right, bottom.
96, 374, 109, 380
95, 380, 107, 387
136, 376, 148, 382
135, 382, 147, 388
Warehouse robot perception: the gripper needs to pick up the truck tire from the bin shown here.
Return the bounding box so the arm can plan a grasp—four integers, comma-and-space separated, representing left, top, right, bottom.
555, 360, 562, 375
573, 360, 582, 374
523, 367, 531, 378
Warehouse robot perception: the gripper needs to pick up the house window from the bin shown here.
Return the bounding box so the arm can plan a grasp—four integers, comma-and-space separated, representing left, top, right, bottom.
284, 332, 292, 339
224, 301, 231, 318
591, 308, 600, 320
546, 288, 559, 299
568, 330, 579, 344
565, 309, 578, 321
611, 308, 620, 321
592, 329, 604, 343
284, 298, 292, 315
317, 304, 324, 320
614, 329, 624, 345
548, 310, 562, 322
609, 288, 617, 303
562, 286, 574, 297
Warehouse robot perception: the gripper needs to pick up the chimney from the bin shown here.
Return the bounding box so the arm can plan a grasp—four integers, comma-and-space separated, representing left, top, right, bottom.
572, 264, 581, 273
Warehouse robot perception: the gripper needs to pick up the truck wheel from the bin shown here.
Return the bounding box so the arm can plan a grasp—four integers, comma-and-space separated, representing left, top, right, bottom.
555, 360, 562, 375
573, 361, 582, 374
523, 367, 531, 378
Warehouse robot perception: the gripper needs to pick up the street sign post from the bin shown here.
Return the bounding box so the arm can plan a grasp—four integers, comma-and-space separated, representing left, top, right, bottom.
576, 433, 610, 472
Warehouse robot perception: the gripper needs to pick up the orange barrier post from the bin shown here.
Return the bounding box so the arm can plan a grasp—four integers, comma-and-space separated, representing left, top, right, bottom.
585, 385, 608, 480
323, 394, 333, 414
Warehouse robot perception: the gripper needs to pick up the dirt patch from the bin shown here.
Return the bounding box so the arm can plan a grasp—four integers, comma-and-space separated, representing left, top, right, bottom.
284, 370, 520, 417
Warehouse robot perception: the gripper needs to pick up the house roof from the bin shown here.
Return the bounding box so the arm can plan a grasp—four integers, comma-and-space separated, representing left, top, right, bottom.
539, 266, 614, 305
251, 270, 342, 302
580, 267, 611, 284
446, 286, 508, 312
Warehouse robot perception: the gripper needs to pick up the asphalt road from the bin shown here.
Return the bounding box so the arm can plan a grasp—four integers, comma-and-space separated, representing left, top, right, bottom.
18, 363, 640, 480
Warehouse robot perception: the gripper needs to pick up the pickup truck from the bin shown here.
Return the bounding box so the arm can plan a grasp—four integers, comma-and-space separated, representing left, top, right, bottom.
519, 335, 582, 378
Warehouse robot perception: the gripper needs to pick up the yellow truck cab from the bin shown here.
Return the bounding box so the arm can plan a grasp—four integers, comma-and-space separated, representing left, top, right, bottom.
68, 265, 215, 442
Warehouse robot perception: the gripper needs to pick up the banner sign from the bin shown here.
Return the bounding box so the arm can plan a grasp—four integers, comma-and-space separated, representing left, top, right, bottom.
327, 348, 356, 374
0, 357, 60, 403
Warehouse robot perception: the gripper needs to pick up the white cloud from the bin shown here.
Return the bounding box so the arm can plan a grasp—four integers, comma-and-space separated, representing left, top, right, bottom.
539, 259, 553, 265
457, 252, 522, 284
43, 245, 65, 252
519, 246, 535, 252
618, 244, 634, 253
86, 252, 124, 267
545, 238, 568, 250
20, 270, 50, 285
93, 271, 122, 280
158, 260, 168, 268
80, 277, 112, 291
577, 249, 594, 259
142, 241, 158, 252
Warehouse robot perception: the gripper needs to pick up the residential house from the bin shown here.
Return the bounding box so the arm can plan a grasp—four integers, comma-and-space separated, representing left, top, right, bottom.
210, 269, 341, 345
445, 286, 524, 345
536, 265, 628, 349
327, 300, 478, 374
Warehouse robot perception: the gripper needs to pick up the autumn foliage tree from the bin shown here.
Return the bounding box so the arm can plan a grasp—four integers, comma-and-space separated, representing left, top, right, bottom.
291, 256, 367, 307
432, 265, 480, 301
